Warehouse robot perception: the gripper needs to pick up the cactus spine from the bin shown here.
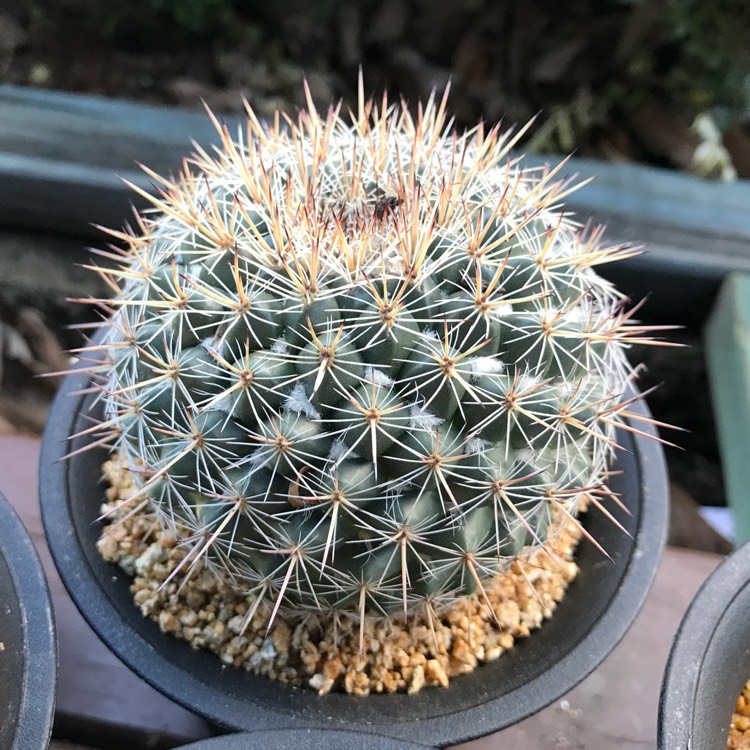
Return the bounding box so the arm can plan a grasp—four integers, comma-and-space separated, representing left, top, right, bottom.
85, 82, 649, 629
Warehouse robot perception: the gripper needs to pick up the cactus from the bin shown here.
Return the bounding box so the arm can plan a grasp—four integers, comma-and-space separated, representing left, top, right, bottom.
83, 82, 652, 629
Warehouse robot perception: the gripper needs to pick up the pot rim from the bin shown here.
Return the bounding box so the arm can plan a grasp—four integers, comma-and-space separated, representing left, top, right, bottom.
179, 728, 433, 749
40, 360, 668, 748
658, 540, 750, 748
0, 493, 57, 750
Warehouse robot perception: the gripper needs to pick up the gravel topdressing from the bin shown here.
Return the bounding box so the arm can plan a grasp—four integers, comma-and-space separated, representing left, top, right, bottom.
729, 679, 750, 748
97, 454, 583, 696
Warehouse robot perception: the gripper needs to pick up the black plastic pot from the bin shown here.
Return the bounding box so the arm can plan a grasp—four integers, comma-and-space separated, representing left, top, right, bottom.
0, 492, 57, 750
40, 362, 669, 748
658, 540, 750, 749
177, 728, 432, 749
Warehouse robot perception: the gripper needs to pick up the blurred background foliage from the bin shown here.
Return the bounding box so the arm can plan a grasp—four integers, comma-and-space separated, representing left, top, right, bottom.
2, 0, 750, 175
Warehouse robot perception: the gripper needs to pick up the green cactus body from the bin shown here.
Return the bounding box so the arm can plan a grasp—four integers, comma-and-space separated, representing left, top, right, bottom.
91, 86, 640, 625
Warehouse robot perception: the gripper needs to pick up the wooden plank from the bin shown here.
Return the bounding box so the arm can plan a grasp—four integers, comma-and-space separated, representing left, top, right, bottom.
0, 84, 240, 171
0, 85, 242, 237
2, 85, 749, 321
704, 273, 750, 544
3, 83, 747, 240
522, 154, 750, 240
0, 435, 216, 750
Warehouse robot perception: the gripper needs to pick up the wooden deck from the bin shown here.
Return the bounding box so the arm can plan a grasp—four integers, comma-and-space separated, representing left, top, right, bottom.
1, 434, 721, 749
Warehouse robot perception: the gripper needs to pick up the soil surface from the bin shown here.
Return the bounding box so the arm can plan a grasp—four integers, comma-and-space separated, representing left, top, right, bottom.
97, 455, 583, 696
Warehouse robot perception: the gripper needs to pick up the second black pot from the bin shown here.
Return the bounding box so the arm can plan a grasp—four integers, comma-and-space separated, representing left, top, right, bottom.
40, 366, 669, 748
659, 540, 750, 749
0, 492, 57, 750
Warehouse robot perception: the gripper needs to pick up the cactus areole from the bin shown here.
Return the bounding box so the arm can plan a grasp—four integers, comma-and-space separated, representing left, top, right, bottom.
86, 83, 652, 630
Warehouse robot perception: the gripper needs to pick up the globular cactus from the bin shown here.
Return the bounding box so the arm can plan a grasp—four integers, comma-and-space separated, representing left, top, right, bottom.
84, 83, 649, 629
